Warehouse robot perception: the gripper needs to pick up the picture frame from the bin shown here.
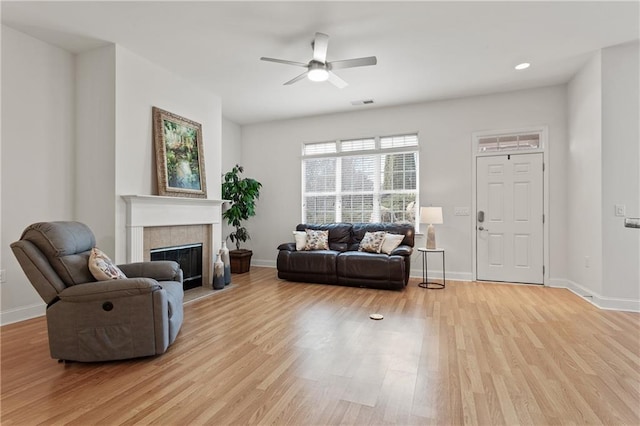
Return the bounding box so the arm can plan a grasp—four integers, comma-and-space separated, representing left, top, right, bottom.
153, 107, 207, 198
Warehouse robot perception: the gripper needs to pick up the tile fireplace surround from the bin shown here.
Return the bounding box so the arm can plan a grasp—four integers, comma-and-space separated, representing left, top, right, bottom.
122, 195, 224, 288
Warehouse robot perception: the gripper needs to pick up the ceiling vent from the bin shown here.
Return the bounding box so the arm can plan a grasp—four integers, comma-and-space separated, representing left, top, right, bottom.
351, 99, 375, 106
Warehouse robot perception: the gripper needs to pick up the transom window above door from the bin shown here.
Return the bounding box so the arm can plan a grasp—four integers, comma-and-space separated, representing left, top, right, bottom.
477, 133, 540, 153
302, 134, 419, 226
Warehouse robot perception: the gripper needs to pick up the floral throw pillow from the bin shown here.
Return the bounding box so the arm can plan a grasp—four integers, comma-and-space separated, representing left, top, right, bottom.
88, 248, 127, 281
304, 229, 329, 251
358, 231, 386, 253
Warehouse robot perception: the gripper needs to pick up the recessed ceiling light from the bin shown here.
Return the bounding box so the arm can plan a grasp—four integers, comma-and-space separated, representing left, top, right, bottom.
515, 62, 531, 70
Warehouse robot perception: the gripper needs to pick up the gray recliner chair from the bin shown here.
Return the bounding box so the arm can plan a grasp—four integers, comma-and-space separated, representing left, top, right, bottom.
10, 221, 184, 362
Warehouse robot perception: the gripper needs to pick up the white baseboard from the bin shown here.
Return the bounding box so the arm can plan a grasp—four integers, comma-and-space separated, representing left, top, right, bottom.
0, 302, 45, 326
252, 259, 276, 268
409, 268, 472, 282
548, 278, 640, 312
234, 259, 640, 312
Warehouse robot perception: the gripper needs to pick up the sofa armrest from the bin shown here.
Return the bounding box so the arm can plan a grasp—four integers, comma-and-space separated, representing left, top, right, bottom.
59, 278, 161, 303
278, 242, 296, 251
390, 245, 413, 256
117, 261, 182, 282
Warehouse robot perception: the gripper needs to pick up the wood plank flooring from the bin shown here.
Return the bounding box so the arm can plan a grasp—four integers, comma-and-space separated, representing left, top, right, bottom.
1, 267, 639, 425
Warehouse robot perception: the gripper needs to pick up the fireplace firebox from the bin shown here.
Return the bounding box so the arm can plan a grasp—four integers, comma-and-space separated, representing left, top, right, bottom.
150, 243, 203, 291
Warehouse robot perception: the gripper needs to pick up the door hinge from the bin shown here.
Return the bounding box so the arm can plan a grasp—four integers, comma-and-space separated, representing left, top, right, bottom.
543, 162, 545, 172
543, 265, 545, 274
542, 214, 545, 224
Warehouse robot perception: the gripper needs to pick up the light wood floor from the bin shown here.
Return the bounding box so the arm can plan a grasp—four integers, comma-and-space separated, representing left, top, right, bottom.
1, 267, 639, 425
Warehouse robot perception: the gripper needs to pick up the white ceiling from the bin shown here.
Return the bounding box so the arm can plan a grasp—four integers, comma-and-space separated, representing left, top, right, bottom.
2, 1, 638, 125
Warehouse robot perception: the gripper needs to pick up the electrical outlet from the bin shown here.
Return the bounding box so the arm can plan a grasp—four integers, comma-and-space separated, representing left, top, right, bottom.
454, 207, 470, 216
584, 256, 590, 268
615, 204, 626, 217
0, 269, 6, 283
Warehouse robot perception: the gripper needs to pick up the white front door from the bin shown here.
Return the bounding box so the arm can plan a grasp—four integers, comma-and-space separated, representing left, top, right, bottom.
476, 153, 544, 284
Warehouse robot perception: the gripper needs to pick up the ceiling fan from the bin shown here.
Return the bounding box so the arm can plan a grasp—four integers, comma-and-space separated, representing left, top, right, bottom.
260, 32, 377, 88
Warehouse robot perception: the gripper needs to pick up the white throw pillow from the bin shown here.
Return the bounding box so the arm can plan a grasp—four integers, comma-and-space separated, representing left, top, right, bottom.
293, 231, 307, 251
88, 248, 127, 281
379, 233, 405, 254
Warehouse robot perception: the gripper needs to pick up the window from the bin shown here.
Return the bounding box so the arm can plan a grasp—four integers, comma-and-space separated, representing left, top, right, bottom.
302, 134, 419, 226
477, 133, 540, 153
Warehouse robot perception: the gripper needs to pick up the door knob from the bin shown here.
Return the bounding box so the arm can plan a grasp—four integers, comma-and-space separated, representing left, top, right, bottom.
478, 226, 487, 231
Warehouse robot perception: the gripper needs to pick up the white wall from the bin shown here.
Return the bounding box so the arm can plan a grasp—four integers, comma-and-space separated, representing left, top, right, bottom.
1, 26, 76, 323
222, 117, 242, 175
566, 53, 603, 297
113, 46, 222, 263
221, 117, 242, 244
1, 32, 224, 324
601, 41, 640, 302
76, 45, 116, 255
241, 85, 568, 280
566, 43, 639, 311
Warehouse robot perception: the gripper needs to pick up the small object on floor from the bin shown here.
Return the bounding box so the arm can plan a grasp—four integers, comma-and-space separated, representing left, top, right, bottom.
369, 313, 384, 320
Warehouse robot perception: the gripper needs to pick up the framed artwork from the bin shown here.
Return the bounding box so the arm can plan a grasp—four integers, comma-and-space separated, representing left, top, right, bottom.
153, 107, 207, 198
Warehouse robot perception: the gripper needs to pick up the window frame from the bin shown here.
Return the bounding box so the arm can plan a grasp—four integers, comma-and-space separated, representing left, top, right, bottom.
301, 133, 420, 226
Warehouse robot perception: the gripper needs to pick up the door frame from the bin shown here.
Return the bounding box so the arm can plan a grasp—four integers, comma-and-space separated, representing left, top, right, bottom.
471, 126, 550, 285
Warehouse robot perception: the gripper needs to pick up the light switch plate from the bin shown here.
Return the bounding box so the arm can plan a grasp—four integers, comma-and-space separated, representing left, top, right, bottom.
615, 204, 626, 217
454, 207, 470, 216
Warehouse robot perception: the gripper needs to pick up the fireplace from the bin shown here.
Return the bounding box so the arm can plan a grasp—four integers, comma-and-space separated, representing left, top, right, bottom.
122, 195, 224, 290
151, 243, 203, 291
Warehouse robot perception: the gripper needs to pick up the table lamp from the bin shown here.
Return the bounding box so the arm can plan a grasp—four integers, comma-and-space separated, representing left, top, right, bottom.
420, 207, 443, 249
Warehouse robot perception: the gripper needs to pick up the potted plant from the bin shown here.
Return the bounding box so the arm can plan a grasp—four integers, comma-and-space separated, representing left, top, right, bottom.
221, 164, 262, 273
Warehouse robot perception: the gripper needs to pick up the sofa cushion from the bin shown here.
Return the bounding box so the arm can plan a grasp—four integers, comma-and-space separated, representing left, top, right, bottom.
304, 229, 329, 250
279, 250, 339, 275
20, 221, 96, 286
337, 251, 404, 281
351, 223, 415, 250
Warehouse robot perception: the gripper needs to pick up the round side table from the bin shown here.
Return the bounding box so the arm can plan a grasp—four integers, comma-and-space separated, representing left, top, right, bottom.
418, 248, 446, 289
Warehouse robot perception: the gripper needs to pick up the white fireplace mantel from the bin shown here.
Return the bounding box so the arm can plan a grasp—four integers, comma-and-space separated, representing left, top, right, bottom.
121, 195, 227, 262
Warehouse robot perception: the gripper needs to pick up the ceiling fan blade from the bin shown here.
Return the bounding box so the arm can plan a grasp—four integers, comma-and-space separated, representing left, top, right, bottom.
328, 71, 348, 89
312, 32, 329, 63
284, 71, 309, 85
260, 57, 308, 67
329, 56, 377, 70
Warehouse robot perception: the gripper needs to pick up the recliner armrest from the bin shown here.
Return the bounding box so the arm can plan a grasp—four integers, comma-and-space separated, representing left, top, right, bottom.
117, 261, 182, 282
390, 245, 413, 256
59, 278, 161, 303
278, 242, 296, 251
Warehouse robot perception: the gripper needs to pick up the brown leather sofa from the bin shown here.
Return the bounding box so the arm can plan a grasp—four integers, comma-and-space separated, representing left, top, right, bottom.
277, 223, 415, 290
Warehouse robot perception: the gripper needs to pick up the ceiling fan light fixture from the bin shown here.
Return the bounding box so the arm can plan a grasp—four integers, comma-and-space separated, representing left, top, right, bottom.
308, 67, 329, 82
261, 33, 377, 87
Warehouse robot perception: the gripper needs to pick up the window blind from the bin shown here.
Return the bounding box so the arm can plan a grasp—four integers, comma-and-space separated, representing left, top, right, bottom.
302, 134, 419, 225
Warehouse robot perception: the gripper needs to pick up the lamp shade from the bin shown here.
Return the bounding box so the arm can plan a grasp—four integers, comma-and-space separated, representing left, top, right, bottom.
420, 207, 443, 224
